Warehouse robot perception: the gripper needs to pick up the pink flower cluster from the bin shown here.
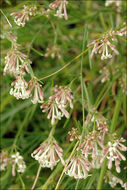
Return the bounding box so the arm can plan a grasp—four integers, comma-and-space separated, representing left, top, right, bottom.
49, 0, 68, 20
31, 137, 65, 170
0, 151, 26, 176
11, 5, 37, 27
88, 29, 125, 60
40, 85, 73, 125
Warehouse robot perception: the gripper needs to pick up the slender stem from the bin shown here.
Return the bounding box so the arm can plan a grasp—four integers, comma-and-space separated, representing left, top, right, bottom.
55, 141, 79, 190
75, 179, 80, 190
0, 9, 12, 27
31, 165, 41, 190
97, 159, 107, 190
80, 25, 88, 142
49, 124, 56, 138
38, 47, 91, 81
110, 94, 122, 134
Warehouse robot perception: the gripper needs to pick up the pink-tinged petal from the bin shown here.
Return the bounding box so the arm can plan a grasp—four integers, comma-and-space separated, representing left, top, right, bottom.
108, 159, 112, 169
60, 107, 69, 118
64, 2, 68, 20
116, 150, 126, 161
38, 86, 44, 101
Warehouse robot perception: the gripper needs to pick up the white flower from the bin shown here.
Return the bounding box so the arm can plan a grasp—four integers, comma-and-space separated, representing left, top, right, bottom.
0, 151, 10, 172
49, 0, 68, 20
100, 137, 127, 173
105, 171, 124, 189
31, 138, 65, 170
4, 45, 31, 75
10, 75, 30, 100
11, 5, 37, 27
40, 86, 73, 125
11, 152, 26, 176
27, 80, 44, 104
105, 0, 122, 7
88, 30, 119, 60
65, 155, 91, 179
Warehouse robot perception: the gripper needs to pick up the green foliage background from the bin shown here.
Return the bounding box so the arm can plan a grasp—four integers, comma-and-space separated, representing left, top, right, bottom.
1, 0, 127, 189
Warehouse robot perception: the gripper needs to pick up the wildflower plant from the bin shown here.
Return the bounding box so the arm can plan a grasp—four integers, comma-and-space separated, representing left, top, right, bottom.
1, 0, 127, 190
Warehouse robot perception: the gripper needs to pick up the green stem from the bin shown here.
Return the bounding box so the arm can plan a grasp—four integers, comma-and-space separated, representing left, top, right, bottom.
41, 141, 75, 190
0, 9, 12, 27
31, 165, 41, 190
49, 124, 56, 138
38, 47, 91, 81
97, 159, 107, 190
110, 94, 122, 134
97, 92, 122, 190
55, 141, 79, 190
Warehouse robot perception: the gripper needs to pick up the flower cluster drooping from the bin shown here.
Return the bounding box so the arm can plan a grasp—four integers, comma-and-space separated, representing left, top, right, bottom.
65, 154, 91, 179
27, 79, 44, 104
40, 86, 73, 125
0, 151, 26, 176
11, 152, 26, 176
31, 138, 65, 170
10, 75, 30, 100
11, 5, 37, 27
4, 45, 31, 75
88, 30, 122, 60
0, 151, 10, 171
100, 135, 127, 173
49, 0, 68, 20
105, 171, 127, 190
68, 128, 81, 142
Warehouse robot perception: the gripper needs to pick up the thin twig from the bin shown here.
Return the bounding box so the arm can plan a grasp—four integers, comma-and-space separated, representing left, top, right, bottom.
38, 47, 91, 81
31, 165, 41, 190
0, 9, 12, 27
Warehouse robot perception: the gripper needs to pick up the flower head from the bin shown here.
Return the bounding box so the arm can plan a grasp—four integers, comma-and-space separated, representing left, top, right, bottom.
88, 30, 120, 60
27, 79, 44, 104
0, 151, 10, 171
31, 138, 64, 170
4, 45, 31, 75
10, 75, 30, 100
40, 86, 73, 125
65, 154, 91, 179
11, 5, 37, 27
100, 136, 127, 173
68, 128, 81, 142
49, 0, 68, 20
11, 152, 26, 176
105, 171, 124, 189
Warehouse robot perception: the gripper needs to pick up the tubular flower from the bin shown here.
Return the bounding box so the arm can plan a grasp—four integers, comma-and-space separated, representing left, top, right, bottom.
4, 45, 31, 75
65, 154, 91, 179
10, 5, 37, 27
100, 137, 127, 173
77, 131, 105, 159
10, 75, 30, 100
49, 0, 68, 20
88, 30, 120, 60
11, 152, 26, 176
40, 86, 73, 125
26, 80, 44, 104
31, 138, 65, 170
52, 85, 73, 109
